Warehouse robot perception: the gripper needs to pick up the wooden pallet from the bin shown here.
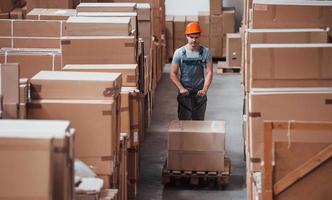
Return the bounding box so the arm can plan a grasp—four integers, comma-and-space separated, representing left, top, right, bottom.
217, 67, 241, 75
162, 157, 231, 189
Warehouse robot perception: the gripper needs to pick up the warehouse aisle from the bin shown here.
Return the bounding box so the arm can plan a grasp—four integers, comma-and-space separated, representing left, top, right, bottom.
138, 64, 246, 200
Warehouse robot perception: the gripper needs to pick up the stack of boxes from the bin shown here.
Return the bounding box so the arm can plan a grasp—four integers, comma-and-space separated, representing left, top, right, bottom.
242, 0, 332, 199
165, 0, 236, 60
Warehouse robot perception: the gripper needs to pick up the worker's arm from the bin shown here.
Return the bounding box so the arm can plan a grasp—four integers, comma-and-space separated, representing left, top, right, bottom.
170, 63, 189, 95
197, 62, 213, 96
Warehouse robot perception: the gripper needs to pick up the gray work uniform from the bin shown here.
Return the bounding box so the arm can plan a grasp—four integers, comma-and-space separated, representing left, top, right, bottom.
172, 45, 212, 120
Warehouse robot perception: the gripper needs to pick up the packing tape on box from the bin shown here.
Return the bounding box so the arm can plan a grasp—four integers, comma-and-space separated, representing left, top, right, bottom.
250, 157, 261, 163
127, 75, 137, 83
120, 107, 129, 112
102, 110, 113, 116
27, 103, 42, 109
326, 99, 332, 104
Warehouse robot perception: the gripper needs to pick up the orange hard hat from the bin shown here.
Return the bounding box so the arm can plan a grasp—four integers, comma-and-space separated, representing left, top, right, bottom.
185, 22, 201, 35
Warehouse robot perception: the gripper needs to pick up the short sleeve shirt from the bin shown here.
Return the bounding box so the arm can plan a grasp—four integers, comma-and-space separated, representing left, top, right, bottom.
172, 45, 212, 65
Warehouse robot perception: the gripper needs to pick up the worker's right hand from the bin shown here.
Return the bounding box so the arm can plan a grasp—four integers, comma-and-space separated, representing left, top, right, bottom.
179, 88, 189, 96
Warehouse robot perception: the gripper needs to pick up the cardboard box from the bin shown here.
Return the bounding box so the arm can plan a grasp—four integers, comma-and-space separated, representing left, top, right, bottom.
61, 36, 137, 65
77, 12, 138, 33
222, 10, 235, 34
0, 13, 10, 19
138, 21, 152, 54
63, 64, 137, 87
77, 3, 136, 13
198, 12, 210, 37
28, 99, 118, 159
136, 3, 151, 20
30, 71, 122, 100
79, 157, 114, 175
64, 16, 131, 36
166, 15, 174, 59
0, 63, 19, 119
200, 35, 210, 48
250, 44, 332, 89
129, 89, 142, 147
0, 49, 62, 78
210, 0, 222, 15
251, 1, 332, 31
244, 28, 329, 92
26, 0, 73, 12
10, 8, 24, 19
173, 16, 186, 40
226, 33, 241, 67
0, 120, 75, 200
168, 120, 225, 171
27, 8, 77, 20
248, 88, 332, 171
210, 14, 223, 37
19, 78, 28, 104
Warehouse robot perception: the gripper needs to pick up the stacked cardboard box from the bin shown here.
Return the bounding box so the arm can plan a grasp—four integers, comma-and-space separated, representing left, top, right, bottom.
165, 15, 173, 60
0, 120, 75, 200
27, 8, 77, 20
27, 71, 122, 187
242, 1, 332, 199
18, 78, 28, 119
168, 120, 226, 171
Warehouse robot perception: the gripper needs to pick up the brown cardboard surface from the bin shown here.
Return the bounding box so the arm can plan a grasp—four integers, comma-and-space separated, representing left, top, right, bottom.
61, 36, 136, 65
0, 49, 62, 79
166, 16, 174, 59
248, 88, 332, 171
0, 63, 19, 119
64, 16, 131, 36
28, 99, 117, 159
210, 35, 223, 58
0, 0, 14, 13
136, 3, 151, 20
26, 0, 73, 12
222, 10, 235, 34
210, 0, 222, 15
63, 64, 137, 87
168, 151, 224, 171
77, 3, 136, 13
0, 19, 63, 37
0, 119, 75, 200
80, 157, 114, 175
210, 14, 223, 37
0, 137, 53, 199
226, 33, 241, 67
174, 16, 186, 39
251, 1, 332, 31
30, 71, 122, 100
198, 12, 210, 37
10, 8, 24, 19
27, 8, 77, 20
250, 44, 332, 88
168, 120, 225, 152
120, 90, 130, 137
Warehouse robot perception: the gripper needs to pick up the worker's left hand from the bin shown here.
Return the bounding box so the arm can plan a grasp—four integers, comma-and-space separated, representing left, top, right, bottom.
197, 89, 207, 97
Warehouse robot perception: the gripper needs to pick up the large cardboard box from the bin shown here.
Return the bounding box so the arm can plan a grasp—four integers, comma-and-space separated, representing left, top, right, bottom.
138, 21, 152, 54
61, 36, 136, 65
222, 10, 235, 34
0, 19, 63, 49
26, 0, 73, 12
63, 64, 137, 87
0, 120, 75, 200
0, 63, 19, 119
226, 33, 241, 67
250, 44, 332, 89
0, 49, 62, 78
30, 71, 122, 100
209, 35, 223, 58
251, 0, 332, 33
77, 3, 136, 13
28, 99, 118, 163
248, 88, 332, 171
64, 16, 131, 36
27, 8, 77, 20
0, 0, 14, 13
77, 12, 138, 33
168, 120, 225, 171
244, 28, 329, 92
173, 16, 186, 44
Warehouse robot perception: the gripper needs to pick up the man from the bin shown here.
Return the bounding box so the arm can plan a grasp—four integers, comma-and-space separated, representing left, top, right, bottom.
170, 22, 213, 120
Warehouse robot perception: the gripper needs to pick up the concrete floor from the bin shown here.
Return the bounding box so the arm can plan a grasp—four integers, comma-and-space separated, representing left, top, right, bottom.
138, 64, 246, 200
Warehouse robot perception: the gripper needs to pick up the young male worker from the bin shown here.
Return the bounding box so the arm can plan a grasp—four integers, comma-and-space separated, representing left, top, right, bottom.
170, 22, 213, 120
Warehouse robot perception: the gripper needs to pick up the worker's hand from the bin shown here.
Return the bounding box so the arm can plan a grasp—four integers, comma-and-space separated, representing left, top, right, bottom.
179, 88, 189, 96
197, 89, 207, 97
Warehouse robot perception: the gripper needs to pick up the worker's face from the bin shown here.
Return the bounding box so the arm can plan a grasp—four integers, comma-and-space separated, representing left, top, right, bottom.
186, 33, 200, 47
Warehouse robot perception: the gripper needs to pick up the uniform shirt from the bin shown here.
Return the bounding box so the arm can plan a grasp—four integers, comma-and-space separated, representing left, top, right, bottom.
171, 45, 212, 65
